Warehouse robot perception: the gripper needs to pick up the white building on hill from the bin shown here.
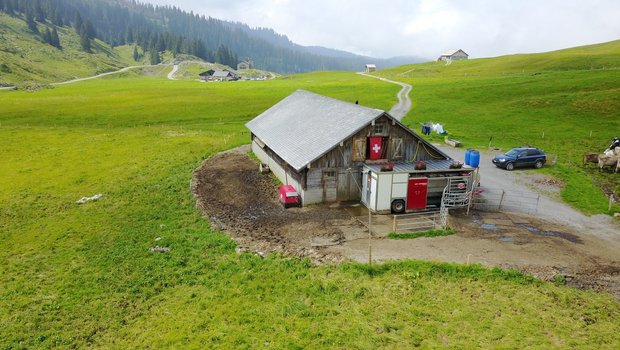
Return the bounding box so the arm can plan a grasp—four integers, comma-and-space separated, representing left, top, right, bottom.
437, 49, 469, 62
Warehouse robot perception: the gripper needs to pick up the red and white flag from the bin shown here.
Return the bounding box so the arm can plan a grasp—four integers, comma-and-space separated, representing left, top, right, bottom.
369, 136, 382, 160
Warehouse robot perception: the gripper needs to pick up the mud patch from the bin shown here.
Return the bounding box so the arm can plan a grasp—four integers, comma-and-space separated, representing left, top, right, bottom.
515, 223, 583, 244
191, 146, 358, 264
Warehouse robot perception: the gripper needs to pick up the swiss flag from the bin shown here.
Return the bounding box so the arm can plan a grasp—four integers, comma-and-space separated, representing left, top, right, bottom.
369, 136, 383, 160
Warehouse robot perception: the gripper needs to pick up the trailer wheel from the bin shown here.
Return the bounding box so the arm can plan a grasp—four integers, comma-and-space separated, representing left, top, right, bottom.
391, 199, 405, 214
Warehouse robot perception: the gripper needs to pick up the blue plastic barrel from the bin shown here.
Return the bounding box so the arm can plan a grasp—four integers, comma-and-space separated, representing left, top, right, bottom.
464, 149, 472, 165
470, 150, 480, 168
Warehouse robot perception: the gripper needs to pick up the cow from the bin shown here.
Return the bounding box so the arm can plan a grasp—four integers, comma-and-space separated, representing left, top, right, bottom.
598, 154, 619, 172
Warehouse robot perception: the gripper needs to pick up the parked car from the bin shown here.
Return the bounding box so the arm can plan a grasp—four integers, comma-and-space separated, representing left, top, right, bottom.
492, 147, 546, 171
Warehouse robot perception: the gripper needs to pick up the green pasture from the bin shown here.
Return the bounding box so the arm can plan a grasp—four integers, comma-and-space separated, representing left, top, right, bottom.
2, 71, 618, 348
376, 40, 620, 214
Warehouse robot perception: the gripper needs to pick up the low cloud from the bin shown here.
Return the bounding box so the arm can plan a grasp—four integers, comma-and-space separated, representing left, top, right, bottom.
146, 0, 620, 59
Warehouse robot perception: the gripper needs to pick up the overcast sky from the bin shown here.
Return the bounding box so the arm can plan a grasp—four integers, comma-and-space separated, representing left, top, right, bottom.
144, 0, 620, 59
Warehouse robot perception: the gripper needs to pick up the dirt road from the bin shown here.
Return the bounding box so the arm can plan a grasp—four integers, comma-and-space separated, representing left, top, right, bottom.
167, 64, 179, 80
358, 72, 412, 120
52, 65, 153, 85
436, 144, 620, 242
192, 147, 620, 297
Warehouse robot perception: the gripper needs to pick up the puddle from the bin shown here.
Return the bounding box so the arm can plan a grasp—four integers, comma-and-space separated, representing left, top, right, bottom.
480, 223, 497, 231
471, 215, 482, 224
515, 224, 583, 244
499, 236, 514, 243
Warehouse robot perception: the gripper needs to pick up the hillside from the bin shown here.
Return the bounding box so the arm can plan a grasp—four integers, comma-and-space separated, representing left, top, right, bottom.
0, 0, 426, 80
1, 71, 619, 348
374, 40, 620, 214
0, 12, 137, 86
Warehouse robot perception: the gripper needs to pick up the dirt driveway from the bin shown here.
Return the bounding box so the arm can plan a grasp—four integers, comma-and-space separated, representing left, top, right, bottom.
192, 146, 620, 298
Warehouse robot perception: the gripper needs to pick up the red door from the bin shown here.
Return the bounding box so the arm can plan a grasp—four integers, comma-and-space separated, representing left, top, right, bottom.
407, 178, 428, 210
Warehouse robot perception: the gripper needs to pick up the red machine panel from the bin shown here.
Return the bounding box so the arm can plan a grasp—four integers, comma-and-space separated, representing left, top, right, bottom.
407, 178, 428, 210
279, 185, 301, 208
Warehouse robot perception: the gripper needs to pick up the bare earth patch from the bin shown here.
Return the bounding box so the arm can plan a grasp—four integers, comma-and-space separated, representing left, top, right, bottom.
192, 146, 620, 298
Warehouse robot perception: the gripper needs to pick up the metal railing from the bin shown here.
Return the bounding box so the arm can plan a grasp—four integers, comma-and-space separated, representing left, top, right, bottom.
392, 210, 441, 233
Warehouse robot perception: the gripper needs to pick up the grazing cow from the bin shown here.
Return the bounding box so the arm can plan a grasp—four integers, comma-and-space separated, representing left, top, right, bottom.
598, 154, 619, 172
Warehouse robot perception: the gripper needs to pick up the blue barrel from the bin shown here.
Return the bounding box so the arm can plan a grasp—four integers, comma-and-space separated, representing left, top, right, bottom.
470, 150, 480, 168
464, 149, 472, 165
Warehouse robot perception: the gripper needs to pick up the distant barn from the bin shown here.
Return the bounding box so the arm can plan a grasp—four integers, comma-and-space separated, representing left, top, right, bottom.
245, 90, 450, 205
437, 49, 469, 62
365, 64, 376, 72
237, 60, 253, 70
198, 69, 240, 81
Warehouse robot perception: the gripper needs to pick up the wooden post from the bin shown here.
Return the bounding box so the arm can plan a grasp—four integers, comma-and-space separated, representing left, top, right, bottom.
392, 215, 397, 233
368, 208, 372, 266
498, 190, 505, 211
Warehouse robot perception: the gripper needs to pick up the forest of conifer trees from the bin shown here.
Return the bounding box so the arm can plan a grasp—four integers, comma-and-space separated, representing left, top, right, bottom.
0, 0, 416, 73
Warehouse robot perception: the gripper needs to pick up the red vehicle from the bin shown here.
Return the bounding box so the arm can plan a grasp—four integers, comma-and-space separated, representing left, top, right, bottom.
279, 185, 301, 208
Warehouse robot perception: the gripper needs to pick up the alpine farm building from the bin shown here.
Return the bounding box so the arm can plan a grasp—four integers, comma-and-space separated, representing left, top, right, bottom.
246, 90, 470, 209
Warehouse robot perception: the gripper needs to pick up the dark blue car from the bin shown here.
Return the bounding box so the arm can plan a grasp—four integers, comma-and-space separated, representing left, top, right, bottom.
492, 147, 546, 171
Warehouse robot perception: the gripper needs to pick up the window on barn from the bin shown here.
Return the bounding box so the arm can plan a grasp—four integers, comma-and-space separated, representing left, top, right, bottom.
323, 170, 336, 178
373, 123, 387, 136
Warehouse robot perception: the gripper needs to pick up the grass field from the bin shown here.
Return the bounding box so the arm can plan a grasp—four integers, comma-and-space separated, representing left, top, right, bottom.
2, 70, 619, 348
375, 40, 620, 214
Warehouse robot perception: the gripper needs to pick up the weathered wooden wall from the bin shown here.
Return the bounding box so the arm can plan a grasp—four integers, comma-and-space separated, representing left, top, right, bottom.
252, 115, 447, 205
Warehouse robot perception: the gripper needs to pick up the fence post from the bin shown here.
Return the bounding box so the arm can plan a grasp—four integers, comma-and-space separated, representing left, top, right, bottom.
392, 215, 397, 233
498, 190, 505, 211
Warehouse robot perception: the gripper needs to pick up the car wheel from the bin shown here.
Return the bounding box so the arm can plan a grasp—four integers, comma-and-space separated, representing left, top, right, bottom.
505, 162, 515, 171
391, 199, 405, 214
534, 160, 544, 169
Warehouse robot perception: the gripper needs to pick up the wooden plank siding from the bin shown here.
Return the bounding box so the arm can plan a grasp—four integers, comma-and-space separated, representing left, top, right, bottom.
251, 114, 446, 205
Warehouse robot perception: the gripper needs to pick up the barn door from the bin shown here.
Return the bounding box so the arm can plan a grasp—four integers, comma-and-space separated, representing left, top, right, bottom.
390, 138, 403, 160
322, 170, 337, 202
352, 138, 366, 161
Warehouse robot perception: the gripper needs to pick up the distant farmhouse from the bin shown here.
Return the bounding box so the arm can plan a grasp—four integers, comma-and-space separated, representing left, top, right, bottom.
237, 59, 254, 70
198, 69, 240, 82
437, 49, 469, 62
365, 64, 376, 72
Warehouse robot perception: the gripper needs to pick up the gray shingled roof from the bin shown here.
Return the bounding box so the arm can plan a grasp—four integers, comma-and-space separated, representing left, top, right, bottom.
246, 90, 385, 171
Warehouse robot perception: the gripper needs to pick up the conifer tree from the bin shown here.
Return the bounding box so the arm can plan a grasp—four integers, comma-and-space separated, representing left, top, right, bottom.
133, 46, 139, 61
149, 47, 160, 65
51, 27, 60, 48
26, 9, 38, 33
80, 26, 91, 52
43, 27, 52, 45
73, 11, 82, 32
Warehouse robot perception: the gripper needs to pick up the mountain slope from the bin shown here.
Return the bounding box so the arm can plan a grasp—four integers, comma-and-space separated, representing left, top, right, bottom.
0, 12, 136, 86
0, 0, 427, 81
